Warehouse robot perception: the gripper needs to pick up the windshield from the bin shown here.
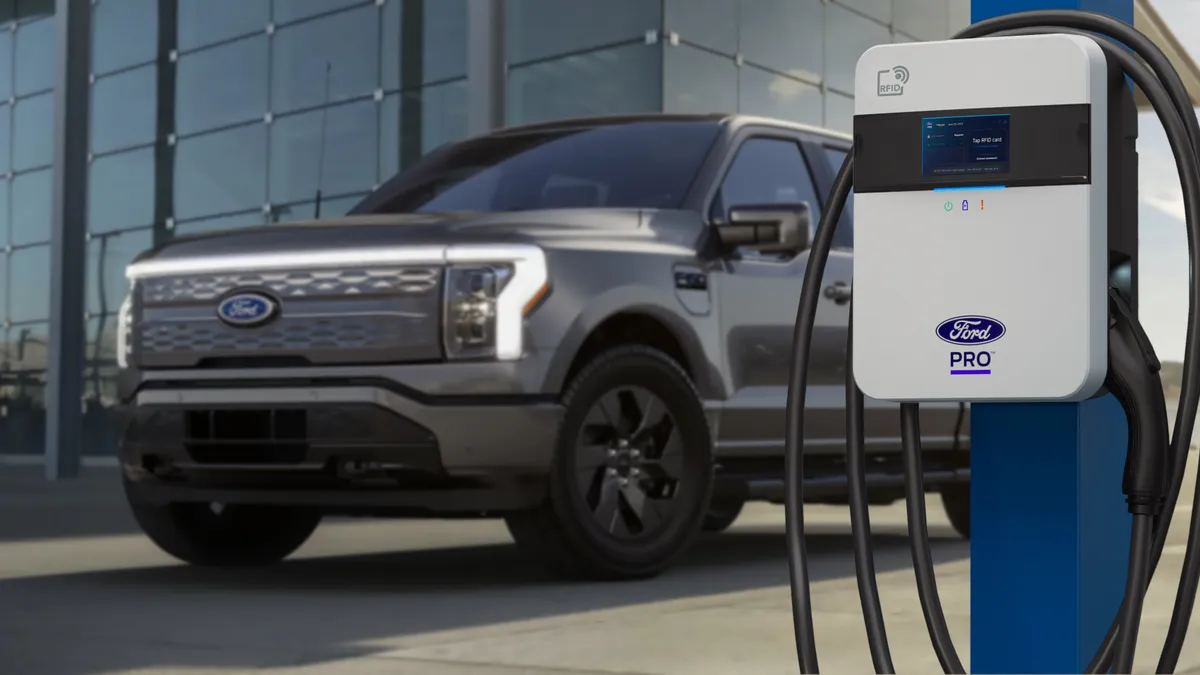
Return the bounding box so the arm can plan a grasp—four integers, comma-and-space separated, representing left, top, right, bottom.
352, 121, 723, 215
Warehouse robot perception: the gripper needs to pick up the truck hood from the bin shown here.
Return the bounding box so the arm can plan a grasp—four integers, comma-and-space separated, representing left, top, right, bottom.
138, 208, 703, 263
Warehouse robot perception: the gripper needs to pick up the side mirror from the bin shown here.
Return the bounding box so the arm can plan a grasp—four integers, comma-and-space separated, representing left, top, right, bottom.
715, 203, 813, 255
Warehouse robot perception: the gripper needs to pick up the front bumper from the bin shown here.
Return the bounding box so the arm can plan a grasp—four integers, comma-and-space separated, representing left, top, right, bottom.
120, 381, 562, 513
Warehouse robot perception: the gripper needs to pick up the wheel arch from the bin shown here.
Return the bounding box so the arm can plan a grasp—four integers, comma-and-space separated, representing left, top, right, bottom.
544, 295, 721, 400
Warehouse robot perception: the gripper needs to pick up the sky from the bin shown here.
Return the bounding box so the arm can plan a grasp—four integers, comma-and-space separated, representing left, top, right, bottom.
1134, 0, 1200, 361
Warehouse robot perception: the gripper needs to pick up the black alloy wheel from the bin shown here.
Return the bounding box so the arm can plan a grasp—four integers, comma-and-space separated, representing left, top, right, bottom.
574, 386, 684, 540
504, 345, 714, 580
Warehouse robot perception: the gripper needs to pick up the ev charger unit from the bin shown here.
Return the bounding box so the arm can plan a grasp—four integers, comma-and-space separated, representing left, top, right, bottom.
780, 15, 1200, 673
852, 35, 1116, 403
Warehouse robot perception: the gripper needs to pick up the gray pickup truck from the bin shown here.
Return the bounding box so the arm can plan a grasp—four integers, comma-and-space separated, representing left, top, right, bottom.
116, 113, 970, 581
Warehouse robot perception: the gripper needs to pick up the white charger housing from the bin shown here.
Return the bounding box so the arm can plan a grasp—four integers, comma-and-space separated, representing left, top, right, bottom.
851, 34, 1110, 402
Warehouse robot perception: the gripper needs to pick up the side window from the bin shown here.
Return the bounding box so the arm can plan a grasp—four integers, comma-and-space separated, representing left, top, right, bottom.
711, 137, 821, 261
824, 146, 853, 250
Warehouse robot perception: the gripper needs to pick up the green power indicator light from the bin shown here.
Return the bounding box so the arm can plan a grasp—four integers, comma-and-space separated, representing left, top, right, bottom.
943, 200, 953, 211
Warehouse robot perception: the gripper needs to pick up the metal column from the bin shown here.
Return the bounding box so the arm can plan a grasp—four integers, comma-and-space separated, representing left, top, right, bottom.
44, 0, 91, 480
466, 0, 506, 135
968, 2, 1135, 671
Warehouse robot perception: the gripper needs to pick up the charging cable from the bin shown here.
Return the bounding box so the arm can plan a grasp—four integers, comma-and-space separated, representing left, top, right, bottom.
783, 10, 1200, 673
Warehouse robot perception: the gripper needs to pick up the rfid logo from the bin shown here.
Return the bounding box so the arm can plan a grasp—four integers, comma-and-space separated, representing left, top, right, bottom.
877, 65, 909, 96
936, 315, 1005, 375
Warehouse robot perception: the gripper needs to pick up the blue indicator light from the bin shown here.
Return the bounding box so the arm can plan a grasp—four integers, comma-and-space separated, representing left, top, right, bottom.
934, 185, 1007, 192
951, 369, 992, 375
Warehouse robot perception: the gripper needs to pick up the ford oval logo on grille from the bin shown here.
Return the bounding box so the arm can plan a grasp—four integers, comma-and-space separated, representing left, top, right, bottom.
217, 292, 278, 328
935, 315, 1006, 346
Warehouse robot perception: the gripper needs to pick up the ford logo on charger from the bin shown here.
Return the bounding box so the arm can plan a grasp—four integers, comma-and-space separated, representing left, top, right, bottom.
936, 315, 1006, 346
217, 292, 279, 328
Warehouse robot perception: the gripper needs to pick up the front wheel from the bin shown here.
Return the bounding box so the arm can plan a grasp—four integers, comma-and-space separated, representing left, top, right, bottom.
505, 345, 715, 581
125, 478, 322, 566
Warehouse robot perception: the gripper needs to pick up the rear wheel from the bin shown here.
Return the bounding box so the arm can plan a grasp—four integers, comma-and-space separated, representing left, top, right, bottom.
125, 478, 321, 566
702, 495, 745, 533
940, 482, 970, 539
505, 345, 714, 580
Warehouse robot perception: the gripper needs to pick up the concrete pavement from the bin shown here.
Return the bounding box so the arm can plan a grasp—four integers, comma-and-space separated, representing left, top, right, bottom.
0, 461, 1198, 674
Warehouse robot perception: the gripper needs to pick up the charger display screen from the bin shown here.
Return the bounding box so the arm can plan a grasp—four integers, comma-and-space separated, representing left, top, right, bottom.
921, 114, 1011, 177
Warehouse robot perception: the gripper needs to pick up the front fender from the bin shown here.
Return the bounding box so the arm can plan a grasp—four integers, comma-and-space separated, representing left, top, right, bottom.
540, 285, 724, 400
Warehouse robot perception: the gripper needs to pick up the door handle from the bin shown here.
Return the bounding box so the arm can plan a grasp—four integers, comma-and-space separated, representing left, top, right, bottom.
824, 282, 852, 305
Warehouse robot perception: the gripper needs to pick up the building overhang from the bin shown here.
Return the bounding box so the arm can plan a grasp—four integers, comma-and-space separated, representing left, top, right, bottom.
1134, 0, 1200, 110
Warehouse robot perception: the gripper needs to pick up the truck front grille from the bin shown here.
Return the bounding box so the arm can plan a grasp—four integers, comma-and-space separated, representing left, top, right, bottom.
140, 267, 439, 303
132, 264, 444, 369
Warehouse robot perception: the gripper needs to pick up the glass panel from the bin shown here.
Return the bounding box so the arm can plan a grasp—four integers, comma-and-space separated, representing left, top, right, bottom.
81, 355, 120, 456
506, 0, 660, 65
0, 179, 9, 246
92, 0, 157, 74
89, 148, 155, 233
663, 0, 736, 55
0, 30, 12, 102
0, 248, 6, 319
86, 227, 152, 316
382, 0, 469, 89
270, 4, 379, 114
176, 35, 269, 135
7, 244, 48, 322
825, 3, 890, 94
894, 0, 949, 41
269, 98, 378, 204
274, 192, 367, 222
14, 16, 52, 96
381, 78, 469, 172
172, 210, 265, 236
824, 146, 854, 249
0, 367, 45, 455
663, 44, 737, 115
12, 90, 51, 170
739, 65, 822, 126
91, 65, 156, 154
174, 123, 268, 220
824, 90, 854, 133
178, 0, 269, 51
713, 138, 821, 219
10, 168, 49, 246
4, 322, 46, 369
420, 0, 467, 83
837, 0, 891, 27
739, 0, 824, 83
507, 43, 661, 126
0, 104, 11, 175
272, 0, 362, 24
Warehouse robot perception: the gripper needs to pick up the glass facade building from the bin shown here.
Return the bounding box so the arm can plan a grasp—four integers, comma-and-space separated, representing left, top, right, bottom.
0, 0, 967, 462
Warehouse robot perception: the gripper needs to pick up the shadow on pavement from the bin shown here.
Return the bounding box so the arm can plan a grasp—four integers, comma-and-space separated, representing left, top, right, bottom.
0, 522, 968, 675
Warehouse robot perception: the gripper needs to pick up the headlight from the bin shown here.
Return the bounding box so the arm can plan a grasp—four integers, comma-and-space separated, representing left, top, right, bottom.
443, 245, 549, 361
116, 291, 133, 369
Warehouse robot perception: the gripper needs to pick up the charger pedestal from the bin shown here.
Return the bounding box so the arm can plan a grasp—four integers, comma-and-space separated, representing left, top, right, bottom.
969, 6, 1135, 674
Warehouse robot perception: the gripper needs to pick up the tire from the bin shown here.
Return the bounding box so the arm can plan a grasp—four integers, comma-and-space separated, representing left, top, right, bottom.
505, 345, 715, 581
702, 495, 745, 533
124, 477, 322, 567
940, 481, 970, 539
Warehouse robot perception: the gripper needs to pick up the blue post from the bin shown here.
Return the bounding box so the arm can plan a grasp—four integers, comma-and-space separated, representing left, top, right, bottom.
968, 2, 1133, 672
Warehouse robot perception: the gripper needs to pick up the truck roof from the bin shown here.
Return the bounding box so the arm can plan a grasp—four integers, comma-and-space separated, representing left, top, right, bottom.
487, 112, 853, 144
